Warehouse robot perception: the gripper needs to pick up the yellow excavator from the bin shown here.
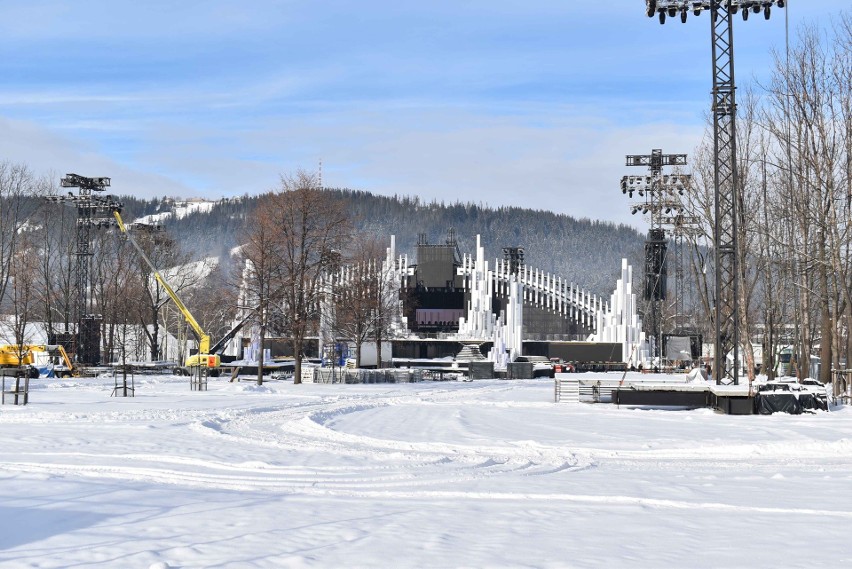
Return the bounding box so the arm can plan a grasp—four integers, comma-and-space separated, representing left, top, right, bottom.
0, 344, 75, 377
113, 211, 221, 375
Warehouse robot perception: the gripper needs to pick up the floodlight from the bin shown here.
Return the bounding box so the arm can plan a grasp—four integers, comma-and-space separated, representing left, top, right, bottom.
764, 5, 770, 19
743, 8, 749, 20
681, 9, 687, 23
667, 6, 676, 17
752, 4, 761, 13
777, 0, 784, 7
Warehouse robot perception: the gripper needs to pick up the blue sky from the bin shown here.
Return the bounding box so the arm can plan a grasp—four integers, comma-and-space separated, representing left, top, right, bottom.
0, 1, 848, 228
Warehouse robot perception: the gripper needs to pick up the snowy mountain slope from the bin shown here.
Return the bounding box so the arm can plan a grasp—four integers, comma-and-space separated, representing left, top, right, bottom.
121, 190, 644, 297
132, 199, 216, 226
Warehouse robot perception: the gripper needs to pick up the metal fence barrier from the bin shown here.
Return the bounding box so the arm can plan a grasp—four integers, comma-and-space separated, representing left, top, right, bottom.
307, 368, 426, 384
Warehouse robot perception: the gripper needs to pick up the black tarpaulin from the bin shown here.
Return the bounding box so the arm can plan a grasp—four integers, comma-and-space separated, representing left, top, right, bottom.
756, 392, 803, 415
755, 387, 828, 414
799, 392, 828, 412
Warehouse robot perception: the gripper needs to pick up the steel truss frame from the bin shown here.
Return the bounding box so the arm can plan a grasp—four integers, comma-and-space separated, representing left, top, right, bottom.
46, 174, 122, 365
647, 0, 785, 385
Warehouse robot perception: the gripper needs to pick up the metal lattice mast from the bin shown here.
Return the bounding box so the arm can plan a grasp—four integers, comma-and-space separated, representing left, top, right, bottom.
46, 174, 122, 365
646, 0, 786, 384
621, 149, 690, 360
502, 247, 525, 276
75, 188, 94, 323
710, 2, 739, 385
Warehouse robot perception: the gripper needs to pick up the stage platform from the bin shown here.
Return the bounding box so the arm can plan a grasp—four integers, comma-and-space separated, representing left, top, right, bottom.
559, 374, 755, 415
614, 384, 754, 415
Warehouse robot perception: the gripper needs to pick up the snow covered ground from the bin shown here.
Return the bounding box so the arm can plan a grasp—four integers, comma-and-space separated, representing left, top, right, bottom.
1, 373, 850, 568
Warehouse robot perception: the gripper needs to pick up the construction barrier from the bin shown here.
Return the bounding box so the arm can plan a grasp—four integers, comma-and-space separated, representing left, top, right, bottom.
305, 368, 427, 384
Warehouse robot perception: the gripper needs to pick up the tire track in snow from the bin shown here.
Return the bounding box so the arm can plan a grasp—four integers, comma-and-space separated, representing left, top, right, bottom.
191, 395, 592, 483
3, 458, 851, 521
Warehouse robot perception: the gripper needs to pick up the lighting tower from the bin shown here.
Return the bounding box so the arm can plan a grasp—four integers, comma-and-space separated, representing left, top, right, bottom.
502, 247, 525, 276
621, 149, 691, 360
45, 174, 123, 365
645, 0, 785, 385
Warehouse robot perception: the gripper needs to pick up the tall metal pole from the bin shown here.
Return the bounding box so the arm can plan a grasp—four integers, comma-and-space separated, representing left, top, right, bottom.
48, 174, 120, 366
622, 149, 689, 363
646, 0, 786, 384
75, 185, 94, 336
710, 2, 739, 385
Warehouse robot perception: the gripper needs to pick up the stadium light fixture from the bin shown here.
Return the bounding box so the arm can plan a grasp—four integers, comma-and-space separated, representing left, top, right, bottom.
646, 1, 783, 24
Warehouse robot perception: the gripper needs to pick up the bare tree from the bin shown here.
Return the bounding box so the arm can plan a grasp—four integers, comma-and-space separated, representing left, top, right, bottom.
33, 202, 76, 342
183, 263, 238, 357
91, 230, 138, 364
733, 89, 767, 383
329, 236, 388, 368
681, 128, 719, 358
765, 17, 852, 380
0, 162, 45, 312
1, 234, 40, 370
677, 12, 852, 385
264, 172, 352, 384
126, 226, 197, 361
236, 204, 281, 385
365, 237, 407, 369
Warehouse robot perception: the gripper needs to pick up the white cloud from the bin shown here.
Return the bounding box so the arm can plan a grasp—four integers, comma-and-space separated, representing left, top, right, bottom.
2, 0, 845, 230
0, 102, 707, 229
0, 117, 196, 199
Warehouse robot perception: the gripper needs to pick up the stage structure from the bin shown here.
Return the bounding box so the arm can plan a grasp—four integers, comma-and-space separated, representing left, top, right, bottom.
647, 0, 787, 384
45, 174, 123, 365
456, 235, 524, 367
243, 232, 641, 368
420, 233, 609, 367
589, 259, 648, 367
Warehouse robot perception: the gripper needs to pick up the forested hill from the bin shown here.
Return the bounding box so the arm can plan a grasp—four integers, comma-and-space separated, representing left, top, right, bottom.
120, 189, 645, 297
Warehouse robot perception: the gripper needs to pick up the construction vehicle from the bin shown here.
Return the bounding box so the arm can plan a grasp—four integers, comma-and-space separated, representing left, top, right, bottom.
0, 344, 75, 378
112, 211, 221, 375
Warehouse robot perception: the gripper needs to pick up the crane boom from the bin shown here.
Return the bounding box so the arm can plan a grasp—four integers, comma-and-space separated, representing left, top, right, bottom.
113, 211, 216, 367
